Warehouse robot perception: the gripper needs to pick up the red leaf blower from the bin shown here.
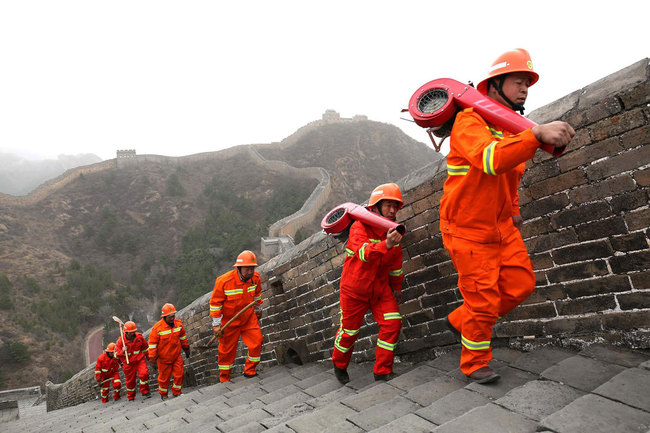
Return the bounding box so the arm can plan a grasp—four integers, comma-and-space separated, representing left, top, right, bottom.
407, 78, 565, 156
321, 202, 406, 236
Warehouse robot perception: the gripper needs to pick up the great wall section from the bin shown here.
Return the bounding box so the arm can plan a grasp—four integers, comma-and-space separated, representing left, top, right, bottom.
32, 59, 650, 416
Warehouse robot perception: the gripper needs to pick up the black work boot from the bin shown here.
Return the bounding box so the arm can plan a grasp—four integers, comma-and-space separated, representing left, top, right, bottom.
445, 316, 461, 342
374, 372, 399, 381
334, 366, 350, 384
467, 366, 500, 384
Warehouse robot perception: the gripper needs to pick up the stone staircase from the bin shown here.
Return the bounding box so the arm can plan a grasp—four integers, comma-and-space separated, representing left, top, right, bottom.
4, 344, 650, 433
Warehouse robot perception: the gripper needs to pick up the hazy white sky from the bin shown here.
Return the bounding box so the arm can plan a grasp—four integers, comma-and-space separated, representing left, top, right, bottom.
1, 1, 647, 160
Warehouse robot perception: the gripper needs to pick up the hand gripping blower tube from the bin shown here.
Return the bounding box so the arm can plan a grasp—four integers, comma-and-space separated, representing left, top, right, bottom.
321, 202, 406, 236
407, 78, 565, 157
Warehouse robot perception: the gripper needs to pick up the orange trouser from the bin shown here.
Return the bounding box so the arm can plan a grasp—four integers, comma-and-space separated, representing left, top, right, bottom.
123, 358, 150, 399
156, 355, 184, 397
444, 228, 535, 376
99, 374, 121, 403
217, 317, 263, 382
332, 292, 402, 375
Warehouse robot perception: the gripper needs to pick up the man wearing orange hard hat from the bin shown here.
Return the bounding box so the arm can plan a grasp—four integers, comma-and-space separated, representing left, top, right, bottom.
209, 250, 264, 382
148, 303, 190, 399
115, 321, 152, 401
332, 183, 405, 384
440, 49, 575, 384
94, 342, 122, 404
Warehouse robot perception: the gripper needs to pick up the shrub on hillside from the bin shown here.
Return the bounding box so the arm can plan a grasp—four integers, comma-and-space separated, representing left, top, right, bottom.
0, 340, 30, 364
0, 273, 13, 310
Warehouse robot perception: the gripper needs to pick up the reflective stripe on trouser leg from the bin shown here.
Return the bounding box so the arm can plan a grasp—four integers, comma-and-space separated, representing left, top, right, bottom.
123, 363, 137, 399
137, 360, 150, 394
170, 355, 184, 395
241, 318, 263, 376
442, 233, 500, 375
371, 297, 401, 375
156, 361, 172, 397
496, 228, 535, 317
332, 295, 365, 370
218, 326, 240, 382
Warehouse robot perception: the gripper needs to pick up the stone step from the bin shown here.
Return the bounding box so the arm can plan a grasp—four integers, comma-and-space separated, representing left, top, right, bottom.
5, 344, 650, 433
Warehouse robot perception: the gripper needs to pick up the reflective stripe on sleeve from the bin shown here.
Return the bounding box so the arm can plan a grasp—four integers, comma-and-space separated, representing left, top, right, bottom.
447, 164, 470, 176
148, 344, 157, 349
486, 126, 504, 139
210, 305, 222, 312
482, 141, 498, 175
359, 243, 369, 262
389, 269, 403, 277
345, 248, 354, 257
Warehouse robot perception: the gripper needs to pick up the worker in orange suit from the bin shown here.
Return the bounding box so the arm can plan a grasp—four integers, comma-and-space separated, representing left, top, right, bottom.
94, 342, 121, 404
332, 183, 405, 384
115, 321, 152, 401
209, 250, 264, 383
440, 49, 575, 384
148, 303, 190, 399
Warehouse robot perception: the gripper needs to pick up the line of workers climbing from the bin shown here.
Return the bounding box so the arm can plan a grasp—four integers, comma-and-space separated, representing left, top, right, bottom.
95, 47, 576, 402
95, 250, 262, 402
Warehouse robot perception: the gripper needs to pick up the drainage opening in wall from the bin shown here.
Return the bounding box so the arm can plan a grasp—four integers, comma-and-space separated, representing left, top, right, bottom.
286, 348, 303, 365
270, 278, 284, 296
275, 339, 309, 366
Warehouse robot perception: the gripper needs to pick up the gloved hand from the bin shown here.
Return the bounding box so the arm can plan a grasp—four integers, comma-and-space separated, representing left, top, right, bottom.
255, 310, 263, 320
183, 347, 191, 358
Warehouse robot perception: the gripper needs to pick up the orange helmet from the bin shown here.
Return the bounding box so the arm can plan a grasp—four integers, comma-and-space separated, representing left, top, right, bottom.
368, 183, 403, 209
477, 48, 539, 95
124, 321, 137, 332
233, 250, 257, 267
106, 343, 116, 352
161, 303, 177, 317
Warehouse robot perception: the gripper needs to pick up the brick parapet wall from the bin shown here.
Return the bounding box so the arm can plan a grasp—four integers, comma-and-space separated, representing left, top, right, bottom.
47, 59, 650, 410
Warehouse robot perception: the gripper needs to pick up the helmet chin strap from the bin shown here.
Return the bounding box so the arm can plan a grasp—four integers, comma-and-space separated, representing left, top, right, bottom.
489, 78, 526, 115
238, 268, 251, 282
375, 200, 384, 217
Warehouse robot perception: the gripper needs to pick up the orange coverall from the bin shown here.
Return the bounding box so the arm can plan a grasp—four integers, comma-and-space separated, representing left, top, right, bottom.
94, 352, 121, 403
148, 318, 189, 397
209, 269, 263, 382
115, 333, 150, 400
332, 220, 404, 375
440, 107, 536, 376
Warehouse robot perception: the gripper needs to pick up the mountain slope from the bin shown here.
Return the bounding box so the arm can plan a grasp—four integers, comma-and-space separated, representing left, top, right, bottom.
0, 118, 438, 390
